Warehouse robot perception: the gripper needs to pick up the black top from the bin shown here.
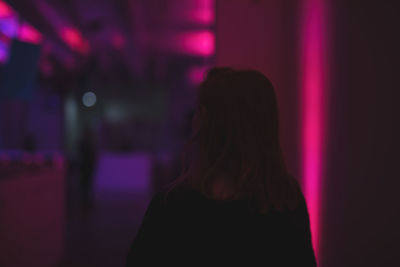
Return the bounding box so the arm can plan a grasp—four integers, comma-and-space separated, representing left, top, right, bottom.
126, 186, 317, 266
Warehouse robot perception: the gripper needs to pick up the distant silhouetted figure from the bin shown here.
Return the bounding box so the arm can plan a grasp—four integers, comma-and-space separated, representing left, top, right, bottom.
126, 68, 317, 266
79, 127, 97, 209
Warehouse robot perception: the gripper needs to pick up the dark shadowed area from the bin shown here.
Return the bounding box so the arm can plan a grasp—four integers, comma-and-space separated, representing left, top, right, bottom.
0, 0, 398, 266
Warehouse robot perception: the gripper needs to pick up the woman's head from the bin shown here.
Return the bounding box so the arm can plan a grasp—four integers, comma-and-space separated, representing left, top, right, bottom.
174, 67, 300, 212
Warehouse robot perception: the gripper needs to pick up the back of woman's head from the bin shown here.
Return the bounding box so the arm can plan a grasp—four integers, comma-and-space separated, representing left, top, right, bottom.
173, 67, 301, 213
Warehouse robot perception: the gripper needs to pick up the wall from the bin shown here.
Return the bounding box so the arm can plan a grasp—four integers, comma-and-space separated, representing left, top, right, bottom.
215, 0, 301, 177
321, 1, 400, 266
216, 1, 400, 266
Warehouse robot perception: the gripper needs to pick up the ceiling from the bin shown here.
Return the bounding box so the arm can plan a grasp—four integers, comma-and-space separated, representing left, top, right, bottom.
5, 0, 215, 86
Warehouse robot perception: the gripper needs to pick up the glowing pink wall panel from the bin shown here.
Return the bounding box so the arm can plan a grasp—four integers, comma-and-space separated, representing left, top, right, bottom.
301, 0, 328, 259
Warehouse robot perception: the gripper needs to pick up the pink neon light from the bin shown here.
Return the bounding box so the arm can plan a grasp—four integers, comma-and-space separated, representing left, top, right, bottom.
301, 0, 327, 259
18, 23, 43, 44
172, 31, 215, 56
0, 1, 13, 18
61, 27, 89, 54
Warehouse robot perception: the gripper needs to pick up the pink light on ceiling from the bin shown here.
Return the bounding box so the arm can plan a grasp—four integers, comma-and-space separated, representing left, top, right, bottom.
0, 1, 13, 18
61, 27, 89, 54
18, 22, 43, 44
300, 0, 329, 259
171, 30, 215, 56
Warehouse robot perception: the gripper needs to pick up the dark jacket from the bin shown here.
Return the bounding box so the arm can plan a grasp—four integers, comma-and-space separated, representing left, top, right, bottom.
127, 186, 317, 266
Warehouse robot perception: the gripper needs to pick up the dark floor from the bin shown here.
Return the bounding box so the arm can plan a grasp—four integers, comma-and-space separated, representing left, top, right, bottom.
59, 172, 151, 267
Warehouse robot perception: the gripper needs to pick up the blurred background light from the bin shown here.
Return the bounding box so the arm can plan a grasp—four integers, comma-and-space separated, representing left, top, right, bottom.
61, 27, 89, 54
82, 91, 97, 107
169, 30, 215, 56
0, 1, 13, 18
18, 22, 43, 44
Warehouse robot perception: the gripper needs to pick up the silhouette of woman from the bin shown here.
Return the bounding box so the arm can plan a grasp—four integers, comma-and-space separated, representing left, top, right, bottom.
127, 68, 317, 266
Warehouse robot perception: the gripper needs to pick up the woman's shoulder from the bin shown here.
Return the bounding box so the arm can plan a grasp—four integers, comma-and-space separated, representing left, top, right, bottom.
151, 184, 204, 209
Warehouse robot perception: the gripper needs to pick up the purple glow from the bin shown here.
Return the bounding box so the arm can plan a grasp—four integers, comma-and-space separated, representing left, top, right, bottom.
95, 153, 152, 193
301, 0, 328, 258
0, 1, 16, 63
0, 42, 8, 62
0, 4, 18, 39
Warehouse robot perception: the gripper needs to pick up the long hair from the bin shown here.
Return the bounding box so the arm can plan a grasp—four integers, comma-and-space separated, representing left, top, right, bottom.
169, 67, 301, 213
